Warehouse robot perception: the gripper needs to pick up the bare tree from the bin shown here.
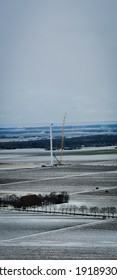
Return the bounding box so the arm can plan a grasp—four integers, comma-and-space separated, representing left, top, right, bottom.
109, 207, 116, 218
106, 207, 110, 218
90, 206, 99, 216
79, 205, 88, 215
72, 205, 77, 215
68, 204, 73, 215
93, 206, 99, 216
100, 207, 107, 218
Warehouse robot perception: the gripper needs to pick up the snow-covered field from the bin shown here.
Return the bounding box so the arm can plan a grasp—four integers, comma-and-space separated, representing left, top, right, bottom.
0, 149, 117, 259
0, 211, 117, 260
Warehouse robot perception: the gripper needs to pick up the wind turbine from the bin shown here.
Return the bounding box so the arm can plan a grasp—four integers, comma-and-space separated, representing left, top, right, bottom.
50, 123, 53, 166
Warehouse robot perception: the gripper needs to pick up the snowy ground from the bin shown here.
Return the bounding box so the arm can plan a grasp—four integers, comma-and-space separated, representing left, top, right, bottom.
0, 149, 117, 259
0, 211, 117, 260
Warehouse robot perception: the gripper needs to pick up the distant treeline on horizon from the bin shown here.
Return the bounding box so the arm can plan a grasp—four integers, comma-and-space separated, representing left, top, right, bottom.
0, 135, 117, 151
0, 122, 117, 135
0, 122, 117, 150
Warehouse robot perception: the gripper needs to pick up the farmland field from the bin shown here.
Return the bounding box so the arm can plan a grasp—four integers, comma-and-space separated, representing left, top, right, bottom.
0, 148, 117, 259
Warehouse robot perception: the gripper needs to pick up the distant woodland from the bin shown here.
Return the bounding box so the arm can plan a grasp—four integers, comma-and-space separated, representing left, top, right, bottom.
0, 134, 117, 150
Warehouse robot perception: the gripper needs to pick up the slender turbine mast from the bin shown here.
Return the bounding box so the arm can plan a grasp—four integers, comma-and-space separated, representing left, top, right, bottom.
50, 123, 53, 166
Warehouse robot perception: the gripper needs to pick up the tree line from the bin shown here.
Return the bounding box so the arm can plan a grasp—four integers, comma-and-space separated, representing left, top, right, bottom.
0, 192, 69, 209
0, 194, 116, 218
0, 134, 117, 150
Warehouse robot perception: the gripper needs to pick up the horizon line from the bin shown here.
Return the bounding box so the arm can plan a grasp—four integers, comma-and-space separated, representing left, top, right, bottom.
0, 120, 117, 129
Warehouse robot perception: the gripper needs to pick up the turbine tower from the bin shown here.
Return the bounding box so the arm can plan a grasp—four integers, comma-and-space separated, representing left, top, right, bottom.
50, 123, 53, 166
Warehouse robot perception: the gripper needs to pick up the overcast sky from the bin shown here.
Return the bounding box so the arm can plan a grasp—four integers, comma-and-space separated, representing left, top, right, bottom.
0, 0, 117, 126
